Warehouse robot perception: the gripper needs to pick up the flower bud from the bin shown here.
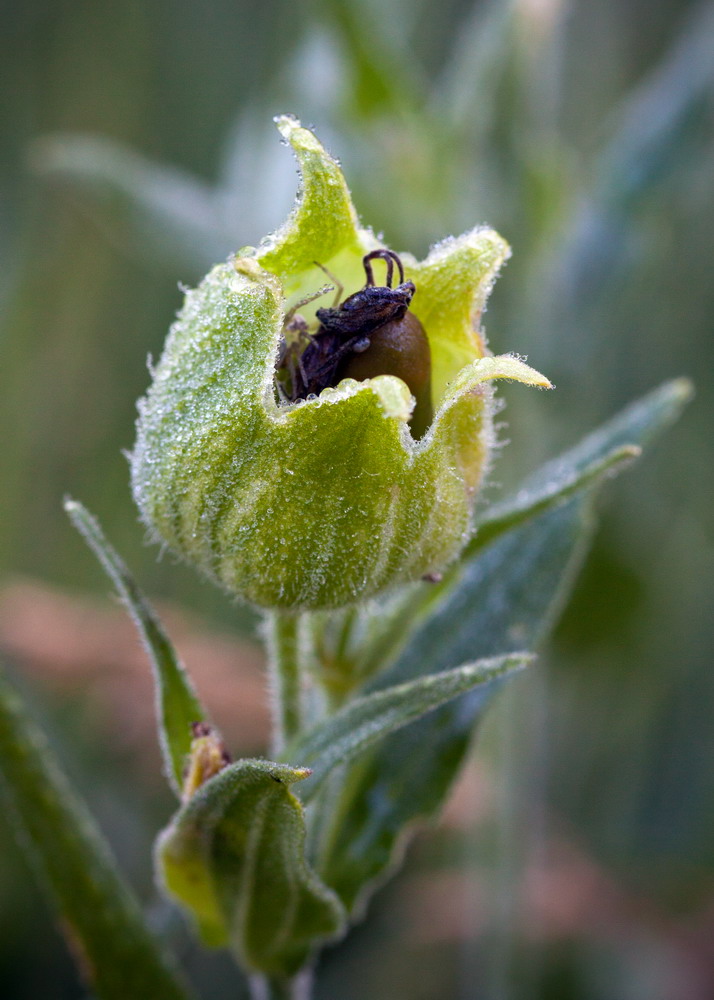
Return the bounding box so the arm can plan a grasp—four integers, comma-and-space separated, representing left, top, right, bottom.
130, 116, 550, 609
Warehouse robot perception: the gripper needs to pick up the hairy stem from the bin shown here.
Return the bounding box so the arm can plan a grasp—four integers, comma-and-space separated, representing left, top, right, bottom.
265, 611, 304, 755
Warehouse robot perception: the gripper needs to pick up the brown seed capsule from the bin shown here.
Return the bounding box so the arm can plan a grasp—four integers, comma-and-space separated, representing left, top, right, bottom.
279, 249, 433, 437
337, 298, 432, 438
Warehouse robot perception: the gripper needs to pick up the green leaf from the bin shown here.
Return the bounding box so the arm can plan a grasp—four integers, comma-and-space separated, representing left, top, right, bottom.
493, 377, 693, 501
0, 670, 194, 1000
65, 499, 207, 797
319, 498, 593, 911
288, 654, 533, 802
467, 376, 693, 561
317, 378, 692, 911
470, 445, 639, 553
355, 377, 693, 681
350, 444, 635, 688
158, 760, 345, 978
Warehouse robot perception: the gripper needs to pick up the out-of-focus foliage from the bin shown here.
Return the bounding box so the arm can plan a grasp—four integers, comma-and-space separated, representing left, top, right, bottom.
1, 0, 712, 997
0, 669, 196, 1000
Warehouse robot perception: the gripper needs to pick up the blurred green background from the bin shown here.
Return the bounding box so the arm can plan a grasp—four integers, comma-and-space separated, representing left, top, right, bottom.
1, 1, 713, 997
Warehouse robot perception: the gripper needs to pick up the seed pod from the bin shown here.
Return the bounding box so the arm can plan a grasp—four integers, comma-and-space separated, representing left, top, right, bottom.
130, 117, 551, 610
280, 249, 434, 438
335, 253, 433, 438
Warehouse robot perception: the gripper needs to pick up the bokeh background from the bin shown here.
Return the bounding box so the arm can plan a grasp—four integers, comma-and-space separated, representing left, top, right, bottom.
1, 1, 713, 997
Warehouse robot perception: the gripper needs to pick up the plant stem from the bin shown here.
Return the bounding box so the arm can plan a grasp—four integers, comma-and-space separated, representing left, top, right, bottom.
249, 970, 313, 1000
333, 605, 358, 665
304, 609, 357, 709
265, 611, 303, 755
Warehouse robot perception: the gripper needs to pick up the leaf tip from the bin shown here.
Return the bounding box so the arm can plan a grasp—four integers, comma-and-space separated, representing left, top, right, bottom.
472, 355, 554, 390
617, 444, 643, 462
272, 114, 321, 157
273, 112, 300, 134
63, 497, 93, 536
670, 376, 695, 404
662, 376, 694, 422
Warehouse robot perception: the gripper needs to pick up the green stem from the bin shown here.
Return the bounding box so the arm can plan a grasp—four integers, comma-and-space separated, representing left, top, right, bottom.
333, 605, 358, 665
305, 609, 359, 710
354, 582, 446, 683
249, 970, 313, 1000
265, 611, 304, 755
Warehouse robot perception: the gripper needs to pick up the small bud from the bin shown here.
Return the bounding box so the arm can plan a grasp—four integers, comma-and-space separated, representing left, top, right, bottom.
130, 116, 550, 609
182, 723, 231, 802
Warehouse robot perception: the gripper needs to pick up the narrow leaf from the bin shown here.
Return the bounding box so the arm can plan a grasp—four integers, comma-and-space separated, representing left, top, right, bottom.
319, 497, 595, 911
355, 377, 692, 681
353, 448, 634, 685
158, 760, 345, 978
318, 380, 691, 909
0, 670, 194, 1000
471, 444, 639, 552
502, 377, 693, 498
467, 376, 692, 560
65, 499, 207, 796
289, 655, 533, 802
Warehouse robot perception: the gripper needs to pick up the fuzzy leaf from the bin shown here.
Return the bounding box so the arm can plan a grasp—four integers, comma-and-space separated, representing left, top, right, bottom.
355, 378, 692, 681
468, 377, 693, 560
0, 671, 194, 1000
289, 654, 533, 801
157, 759, 345, 978
65, 499, 207, 797
319, 498, 593, 911
317, 378, 692, 911
471, 445, 639, 553
489, 377, 693, 509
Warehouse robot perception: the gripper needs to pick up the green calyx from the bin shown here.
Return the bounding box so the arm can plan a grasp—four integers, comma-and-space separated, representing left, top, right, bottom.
131, 116, 550, 609
157, 759, 345, 977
